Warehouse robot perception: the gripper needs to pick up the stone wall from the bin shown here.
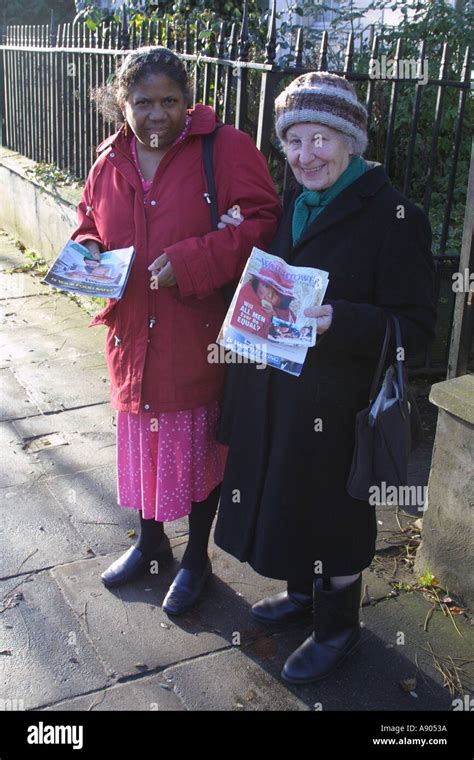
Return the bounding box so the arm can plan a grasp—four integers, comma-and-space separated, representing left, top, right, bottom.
0, 148, 82, 263
415, 375, 474, 608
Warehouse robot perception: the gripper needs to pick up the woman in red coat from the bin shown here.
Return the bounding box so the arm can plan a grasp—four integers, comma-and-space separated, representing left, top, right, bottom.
72, 46, 281, 615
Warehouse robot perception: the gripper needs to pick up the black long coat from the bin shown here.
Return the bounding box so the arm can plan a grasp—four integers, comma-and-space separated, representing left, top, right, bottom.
214, 163, 436, 583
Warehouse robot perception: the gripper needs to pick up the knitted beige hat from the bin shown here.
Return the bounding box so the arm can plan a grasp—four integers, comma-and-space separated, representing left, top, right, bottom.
275, 71, 368, 155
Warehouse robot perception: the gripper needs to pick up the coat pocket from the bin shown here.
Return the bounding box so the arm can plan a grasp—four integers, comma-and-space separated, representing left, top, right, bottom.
89, 299, 119, 328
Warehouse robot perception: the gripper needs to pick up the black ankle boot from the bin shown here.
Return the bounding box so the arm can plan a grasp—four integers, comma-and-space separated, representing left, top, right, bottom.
251, 590, 312, 626
281, 574, 362, 684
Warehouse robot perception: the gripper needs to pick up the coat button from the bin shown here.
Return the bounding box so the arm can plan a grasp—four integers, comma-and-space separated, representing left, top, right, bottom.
110, 152, 115, 158
144, 403, 150, 410
150, 200, 157, 206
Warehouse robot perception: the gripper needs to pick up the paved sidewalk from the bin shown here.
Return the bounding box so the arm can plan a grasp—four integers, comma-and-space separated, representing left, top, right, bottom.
1, 229, 473, 712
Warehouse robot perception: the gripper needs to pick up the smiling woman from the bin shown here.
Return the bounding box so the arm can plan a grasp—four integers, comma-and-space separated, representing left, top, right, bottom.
214, 70, 436, 686
284, 124, 352, 192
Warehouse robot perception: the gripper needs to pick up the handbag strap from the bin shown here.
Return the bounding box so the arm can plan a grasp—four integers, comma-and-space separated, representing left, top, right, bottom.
368, 314, 407, 403
202, 124, 223, 231
368, 319, 392, 403
390, 314, 406, 402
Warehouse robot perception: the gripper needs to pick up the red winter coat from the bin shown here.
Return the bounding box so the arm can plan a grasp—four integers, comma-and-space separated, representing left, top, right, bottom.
72, 105, 281, 413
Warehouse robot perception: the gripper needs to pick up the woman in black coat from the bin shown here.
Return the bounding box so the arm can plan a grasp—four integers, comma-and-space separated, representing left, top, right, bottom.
214, 72, 436, 684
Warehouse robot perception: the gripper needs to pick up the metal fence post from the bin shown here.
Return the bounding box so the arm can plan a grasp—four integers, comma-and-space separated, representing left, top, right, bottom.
0, 24, 5, 147
256, 0, 279, 159
235, 0, 249, 132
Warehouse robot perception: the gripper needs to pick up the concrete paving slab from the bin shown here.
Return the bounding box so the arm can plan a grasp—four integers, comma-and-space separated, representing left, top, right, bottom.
52, 555, 228, 681
164, 649, 309, 711
0, 482, 92, 579
0, 231, 28, 269
375, 505, 418, 552
0, 272, 50, 299
228, 620, 456, 711
0, 572, 111, 710
43, 673, 186, 711
0, 367, 42, 420
0, 294, 105, 369
43, 465, 138, 556
351, 592, 474, 711
12, 404, 116, 478
361, 568, 398, 604
164, 566, 473, 712
0, 290, 99, 333
11, 358, 109, 414
0, 421, 45, 488
51, 540, 287, 683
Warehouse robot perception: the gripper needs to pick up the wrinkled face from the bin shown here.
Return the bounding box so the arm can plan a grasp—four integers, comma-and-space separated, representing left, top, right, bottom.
122, 72, 187, 151
256, 281, 281, 306
284, 122, 351, 191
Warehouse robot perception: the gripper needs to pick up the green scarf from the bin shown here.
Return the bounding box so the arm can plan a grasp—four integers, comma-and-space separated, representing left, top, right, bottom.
292, 155, 366, 245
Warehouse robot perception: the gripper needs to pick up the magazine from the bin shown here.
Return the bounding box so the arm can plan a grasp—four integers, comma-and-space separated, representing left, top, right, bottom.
217, 247, 329, 376
42, 239, 135, 299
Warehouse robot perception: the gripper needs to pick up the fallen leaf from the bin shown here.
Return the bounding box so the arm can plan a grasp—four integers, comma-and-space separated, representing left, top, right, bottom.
127, 530, 136, 538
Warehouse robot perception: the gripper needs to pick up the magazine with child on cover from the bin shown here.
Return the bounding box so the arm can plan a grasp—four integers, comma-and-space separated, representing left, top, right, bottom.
43, 239, 135, 299
217, 247, 329, 376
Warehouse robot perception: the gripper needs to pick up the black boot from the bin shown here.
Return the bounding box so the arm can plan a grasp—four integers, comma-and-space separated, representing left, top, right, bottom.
281, 574, 362, 684
162, 485, 220, 616
251, 578, 312, 626
101, 513, 172, 588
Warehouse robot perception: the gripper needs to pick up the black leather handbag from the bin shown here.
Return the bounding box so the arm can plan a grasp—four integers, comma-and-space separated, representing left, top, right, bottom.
346, 314, 423, 501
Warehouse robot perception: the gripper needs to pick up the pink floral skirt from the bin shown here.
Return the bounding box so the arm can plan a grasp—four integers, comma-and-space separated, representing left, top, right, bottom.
116, 401, 228, 522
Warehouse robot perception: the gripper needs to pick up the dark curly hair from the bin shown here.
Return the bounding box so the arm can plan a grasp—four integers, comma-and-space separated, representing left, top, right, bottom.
92, 46, 191, 123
